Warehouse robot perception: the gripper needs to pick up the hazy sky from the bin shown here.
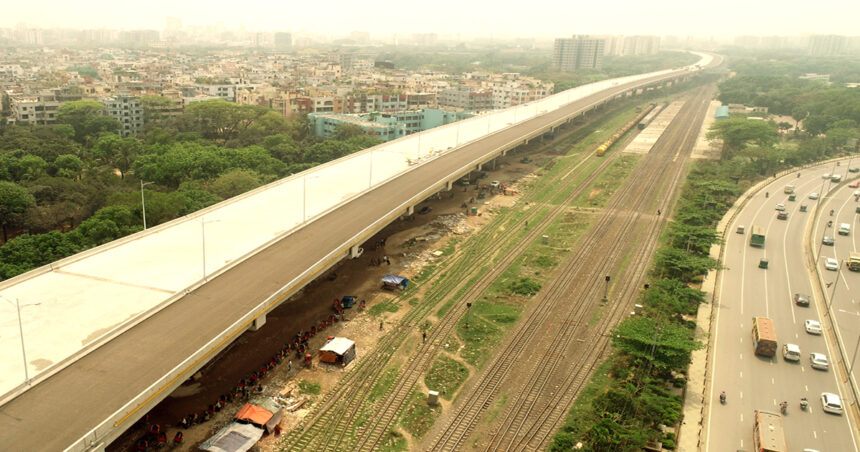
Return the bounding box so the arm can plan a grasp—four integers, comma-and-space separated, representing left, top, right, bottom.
4, 0, 859, 37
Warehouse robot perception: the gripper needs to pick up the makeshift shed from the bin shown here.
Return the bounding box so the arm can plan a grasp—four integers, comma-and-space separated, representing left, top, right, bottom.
319, 337, 356, 365
199, 422, 263, 452
235, 398, 284, 433
381, 274, 409, 290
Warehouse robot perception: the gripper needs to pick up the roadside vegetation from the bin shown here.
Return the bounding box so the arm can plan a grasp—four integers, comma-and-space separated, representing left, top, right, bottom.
548, 52, 860, 451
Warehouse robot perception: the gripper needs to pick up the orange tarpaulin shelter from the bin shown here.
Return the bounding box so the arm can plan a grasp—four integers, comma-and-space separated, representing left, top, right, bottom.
234, 403, 274, 427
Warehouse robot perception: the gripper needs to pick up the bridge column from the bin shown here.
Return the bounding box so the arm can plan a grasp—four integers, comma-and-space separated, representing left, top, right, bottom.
446, 180, 453, 191
251, 313, 266, 331
84, 444, 106, 452
350, 245, 364, 259
476, 163, 483, 171
407, 205, 414, 215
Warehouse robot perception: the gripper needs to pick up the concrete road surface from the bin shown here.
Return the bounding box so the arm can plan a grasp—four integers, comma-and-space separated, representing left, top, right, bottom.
707, 164, 857, 451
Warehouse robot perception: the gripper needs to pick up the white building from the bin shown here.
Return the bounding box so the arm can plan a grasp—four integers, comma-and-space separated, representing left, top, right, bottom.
101, 94, 143, 137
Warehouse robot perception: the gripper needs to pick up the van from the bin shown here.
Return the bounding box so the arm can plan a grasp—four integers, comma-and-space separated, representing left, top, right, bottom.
783, 343, 801, 361
839, 223, 851, 236
784, 184, 795, 194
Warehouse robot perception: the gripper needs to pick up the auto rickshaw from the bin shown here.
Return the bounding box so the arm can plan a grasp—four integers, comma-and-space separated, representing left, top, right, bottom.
788, 194, 796, 201
759, 257, 769, 269
800, 204, 808, 212
856, 206, 860, 214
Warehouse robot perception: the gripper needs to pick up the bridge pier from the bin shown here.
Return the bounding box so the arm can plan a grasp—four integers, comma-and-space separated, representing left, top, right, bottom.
84, 443, 106, 452
446, 180, 453, 191
251, 314, 266, 331
406, 205, 414, 215
349, 245, 364, 259
476, 163, 483, 171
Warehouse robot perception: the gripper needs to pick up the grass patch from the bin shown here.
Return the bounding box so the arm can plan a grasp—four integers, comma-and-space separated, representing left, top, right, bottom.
369, 367, 399, 402
459, 301, 522, 367
573, 154, 641, 207
297, 380, 321, 395
484, 393, 508, 424
368, 298, 400, 316
377, 429, 408, 452
508, 277, 541, 296
424, 356, 469, 401
399, 390, 442, 439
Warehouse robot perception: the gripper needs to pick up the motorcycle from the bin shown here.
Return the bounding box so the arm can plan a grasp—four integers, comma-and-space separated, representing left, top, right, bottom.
780, 401, 788, 415
765, 192, 769, 198
719, 391, 726, 405
800, 397, 808, 410
828, 220, 833, 227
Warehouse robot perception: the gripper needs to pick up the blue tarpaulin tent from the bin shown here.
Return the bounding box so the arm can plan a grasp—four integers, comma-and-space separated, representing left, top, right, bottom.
381, 275, 409, 290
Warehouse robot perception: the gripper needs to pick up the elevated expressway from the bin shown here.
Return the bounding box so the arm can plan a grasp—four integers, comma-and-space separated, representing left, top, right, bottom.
0, 54, 716, 451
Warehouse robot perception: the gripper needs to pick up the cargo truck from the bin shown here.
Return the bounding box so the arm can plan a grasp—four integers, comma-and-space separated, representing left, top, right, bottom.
750, 225, 766, 247
752, 317, 777, 357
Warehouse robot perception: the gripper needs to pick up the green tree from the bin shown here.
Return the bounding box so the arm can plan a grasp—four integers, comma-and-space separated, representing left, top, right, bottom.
706, 118, 779, 160
613, 317, 702, 372
0, 231, 79, 279
53, 154, 85, 179
92, 134, 141, 179
208, 169, 263, 199
0, 181, 35, 242
57, 100, 120, 144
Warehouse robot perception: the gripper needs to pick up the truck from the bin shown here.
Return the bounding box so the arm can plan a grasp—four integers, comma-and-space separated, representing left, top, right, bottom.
750, 225, 766, 248
783, 184, 794, 194
752, 317, 778, 357
848, 252, 860, 272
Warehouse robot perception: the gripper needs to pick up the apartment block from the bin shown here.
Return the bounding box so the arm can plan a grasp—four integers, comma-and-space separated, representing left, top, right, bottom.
308, 109, 473, 142
6, 93, 61, 125
553, 35, 605, 71
808, 35, 846, 56
101, 94, 143, 136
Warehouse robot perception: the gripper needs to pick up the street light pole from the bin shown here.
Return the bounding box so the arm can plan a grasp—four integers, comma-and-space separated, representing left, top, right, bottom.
2, 296, 40, 384
850, 333, 860, 373
200, 218, 220, 281
140, 180, 154, 230
827, 260, 843, 312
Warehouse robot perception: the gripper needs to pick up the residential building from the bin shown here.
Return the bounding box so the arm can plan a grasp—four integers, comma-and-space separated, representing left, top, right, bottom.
101, 94, 143, 136
553, 35, 605, 71
808, 35, 846, 56
274, 32, 292, 50
309, 108, 474, 142
195, 83, 236, 102
6, 93, 61, 125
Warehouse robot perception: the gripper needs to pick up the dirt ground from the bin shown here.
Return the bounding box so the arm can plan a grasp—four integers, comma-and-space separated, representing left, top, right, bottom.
108, 143, 558, 451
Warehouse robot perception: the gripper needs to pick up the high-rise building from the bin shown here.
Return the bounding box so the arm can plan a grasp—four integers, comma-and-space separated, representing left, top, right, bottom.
274, 32, 292, 50
808, 35, 846, 56
101, 94, 143, 137
553, 35, 605, 71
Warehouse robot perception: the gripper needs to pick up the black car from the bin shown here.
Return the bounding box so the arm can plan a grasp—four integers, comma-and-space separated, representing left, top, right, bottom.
794, 293, 810, 307
822, 235, 835, 246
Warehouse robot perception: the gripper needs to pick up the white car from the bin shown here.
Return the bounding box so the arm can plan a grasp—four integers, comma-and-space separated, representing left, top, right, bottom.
805, 319, 823, 335
490, 180, 500, 188
822, 173, 831, 179
808, 192, 819, 200
820, 392, 843, 414
825, 257, 839, 270
810, 352, 829, 370
775, 203, 786, 211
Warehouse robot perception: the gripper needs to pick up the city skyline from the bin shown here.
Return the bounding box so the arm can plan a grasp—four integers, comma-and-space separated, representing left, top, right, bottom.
3, 0, 860, 37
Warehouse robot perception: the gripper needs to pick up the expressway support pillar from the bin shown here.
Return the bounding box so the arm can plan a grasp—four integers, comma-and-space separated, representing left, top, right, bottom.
407, 205, 414, 215
84, 443, 106, 452
446, 180, 453, 191
350, 245, 364, 259
491, 158, 496, 170
251, 313, 266, 331
476, 163, 483, 171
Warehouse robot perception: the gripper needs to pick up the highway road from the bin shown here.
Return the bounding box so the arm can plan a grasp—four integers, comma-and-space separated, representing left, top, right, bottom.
708, 163, 859, 451
815, 163, 860, 408
0, 66, 705, 451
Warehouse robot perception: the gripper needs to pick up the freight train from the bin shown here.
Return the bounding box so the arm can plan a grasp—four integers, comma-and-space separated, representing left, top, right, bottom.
595, 103, 657, 156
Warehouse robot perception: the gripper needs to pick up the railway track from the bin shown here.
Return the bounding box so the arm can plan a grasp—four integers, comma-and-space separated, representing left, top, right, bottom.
485, 85, 709, 451
281, 102, 644, 451
427, 85, 715, 451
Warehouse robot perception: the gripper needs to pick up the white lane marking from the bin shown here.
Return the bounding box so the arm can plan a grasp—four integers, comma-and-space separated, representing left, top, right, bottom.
740, 391, 743, 400
739, 371, 743, 378
739, 414, 743, 423
814, 431, 818, 439
838, 309, 860, 316
771, 377, 775, 384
